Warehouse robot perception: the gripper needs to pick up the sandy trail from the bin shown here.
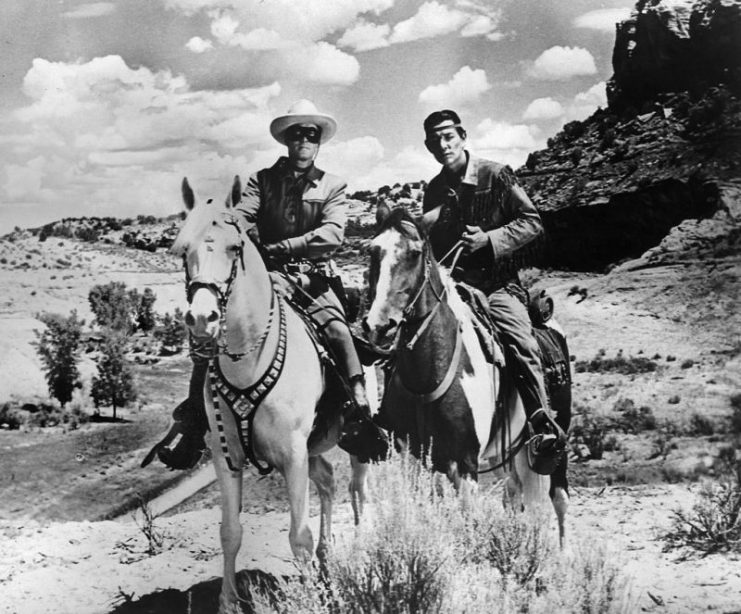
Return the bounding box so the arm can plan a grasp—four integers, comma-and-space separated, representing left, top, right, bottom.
3, 482, 741, 614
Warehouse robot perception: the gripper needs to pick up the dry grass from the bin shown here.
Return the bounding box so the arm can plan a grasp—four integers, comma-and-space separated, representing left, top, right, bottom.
253, 451, 634, 614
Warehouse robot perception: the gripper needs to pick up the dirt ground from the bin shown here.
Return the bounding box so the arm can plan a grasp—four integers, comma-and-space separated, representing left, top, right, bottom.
1, 229, 741, 613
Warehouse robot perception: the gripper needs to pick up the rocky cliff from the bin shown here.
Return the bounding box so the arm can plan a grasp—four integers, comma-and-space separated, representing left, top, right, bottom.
519, 0, 741, 271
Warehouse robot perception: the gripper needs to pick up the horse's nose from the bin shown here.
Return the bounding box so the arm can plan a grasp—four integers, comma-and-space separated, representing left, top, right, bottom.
185, 309, 218, 328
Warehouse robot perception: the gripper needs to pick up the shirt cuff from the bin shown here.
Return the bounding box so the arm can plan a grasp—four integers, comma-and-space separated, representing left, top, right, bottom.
285, 236, 307, 257
487, 229, 503, 259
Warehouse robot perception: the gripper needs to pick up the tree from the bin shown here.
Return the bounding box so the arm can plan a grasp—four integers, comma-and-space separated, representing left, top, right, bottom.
33, 311, 84, 407
88, 281, 136, 332
135, 288, 157, 332
154, 308, 187, 355
91, 331, 137, 419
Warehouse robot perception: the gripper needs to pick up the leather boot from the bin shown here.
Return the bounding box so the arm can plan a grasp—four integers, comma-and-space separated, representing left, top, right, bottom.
141, 362, 209, 470
526, 407, 567, 475
337, 375, 389, 463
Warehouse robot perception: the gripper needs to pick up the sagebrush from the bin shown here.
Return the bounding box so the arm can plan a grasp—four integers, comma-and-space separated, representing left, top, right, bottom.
252, 451, 633, 614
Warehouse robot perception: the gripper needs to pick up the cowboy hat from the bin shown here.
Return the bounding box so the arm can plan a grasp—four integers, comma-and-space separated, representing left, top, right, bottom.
269, 99, 337, 145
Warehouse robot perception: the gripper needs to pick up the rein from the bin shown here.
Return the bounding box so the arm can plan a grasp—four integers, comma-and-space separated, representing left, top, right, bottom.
402, 251, 448, 351
392, 247, 463, 406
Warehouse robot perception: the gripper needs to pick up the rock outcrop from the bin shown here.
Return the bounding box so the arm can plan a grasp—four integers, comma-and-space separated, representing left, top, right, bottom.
608, 0, 741, 112
518, 0, 741, 272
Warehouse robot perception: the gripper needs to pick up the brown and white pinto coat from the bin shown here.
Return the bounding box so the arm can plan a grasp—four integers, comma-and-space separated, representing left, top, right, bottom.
363, 208, 568, 540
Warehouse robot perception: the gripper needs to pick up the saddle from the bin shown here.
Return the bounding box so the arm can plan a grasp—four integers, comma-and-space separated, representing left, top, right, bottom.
454, 282, 570, 402
454, 282, 502, 365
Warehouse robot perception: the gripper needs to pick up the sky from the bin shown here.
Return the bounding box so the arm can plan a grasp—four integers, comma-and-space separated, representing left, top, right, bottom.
0, 0, 635, 233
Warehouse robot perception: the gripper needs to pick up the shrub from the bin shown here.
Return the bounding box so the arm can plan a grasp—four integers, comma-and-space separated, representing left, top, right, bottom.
611, 398, 657, 433
0, 403, 23, 429
76, 226, 100, 242
133, 493, 166, 556
33, 311, 84, 407
688, 413, 715, 436
465, 504, 553, 588
574, 350, 657, 375
253, 451, 633, 613
154, 308, 187, 355
91, 331, 137, 419
135, 288, 157, 332
571, 404, 609, 460
88, 281, 137, 332
662, 461, 741, 558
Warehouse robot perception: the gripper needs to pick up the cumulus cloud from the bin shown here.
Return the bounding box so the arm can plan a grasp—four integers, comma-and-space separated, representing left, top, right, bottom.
284, 43, 360, 86
1, 56, 287, 227
419, 66, 491, 107
192, 1, 394, 45
389, 1, 469, 44
518, 82, 607, 130
527, 46, 597, 80
574, 8, 631, 31
330, 143, 438, 192
469, 119, 544, 168
522, 97, 564, 121
338, 1, 504, 51
337, 20, 391, 52
210, 14, 288, 50
61, 2, 116, 19
566, 81, 607, 120
461, 14, 504, 40
185, 36, 213, 53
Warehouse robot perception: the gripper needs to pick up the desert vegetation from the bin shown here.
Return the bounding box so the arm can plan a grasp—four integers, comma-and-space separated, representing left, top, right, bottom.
247, 452, 632, 614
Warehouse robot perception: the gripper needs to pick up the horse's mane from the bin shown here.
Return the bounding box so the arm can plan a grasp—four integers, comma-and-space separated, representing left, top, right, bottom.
374, 206, 423, 240
170, 199, 223, 256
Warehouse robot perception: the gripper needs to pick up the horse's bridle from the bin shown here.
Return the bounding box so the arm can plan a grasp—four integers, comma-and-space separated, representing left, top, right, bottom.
400, 246, 449, 351
183, 215, 276, 362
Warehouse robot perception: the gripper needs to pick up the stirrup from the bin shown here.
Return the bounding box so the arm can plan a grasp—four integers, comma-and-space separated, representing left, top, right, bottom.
338, 411, 389, 463
526, 410, 566, 476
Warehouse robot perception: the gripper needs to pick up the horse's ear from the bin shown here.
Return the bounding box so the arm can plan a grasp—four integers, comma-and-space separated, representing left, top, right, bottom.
182, 178, 195, 211
375, 199, 391, 229
418, 206, 440, 238
228, 175, 242, 208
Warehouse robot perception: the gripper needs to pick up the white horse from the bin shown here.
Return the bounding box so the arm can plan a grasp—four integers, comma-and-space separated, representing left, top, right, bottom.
171, 176, 369, 613
362, 208, 568, 543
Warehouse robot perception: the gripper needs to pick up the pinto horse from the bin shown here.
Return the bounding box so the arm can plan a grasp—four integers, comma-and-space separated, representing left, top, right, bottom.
171, 177, 369, 614
363, 208, 568, 543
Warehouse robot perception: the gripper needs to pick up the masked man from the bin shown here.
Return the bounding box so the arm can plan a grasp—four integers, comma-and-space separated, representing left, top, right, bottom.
145, 100, 387, 470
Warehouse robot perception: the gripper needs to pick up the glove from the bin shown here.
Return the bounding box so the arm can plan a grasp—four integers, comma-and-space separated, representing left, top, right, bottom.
264, 241, 290, 256
268, 271, 295, 299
